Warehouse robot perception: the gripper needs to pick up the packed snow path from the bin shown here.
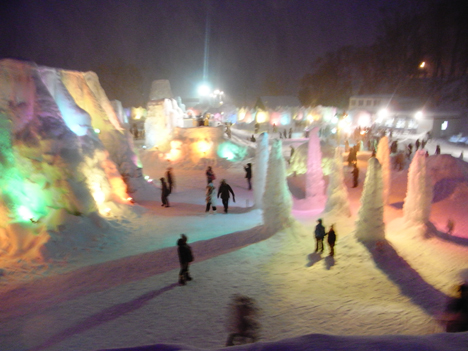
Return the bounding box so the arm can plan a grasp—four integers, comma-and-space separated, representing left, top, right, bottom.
1, 146, 468, 351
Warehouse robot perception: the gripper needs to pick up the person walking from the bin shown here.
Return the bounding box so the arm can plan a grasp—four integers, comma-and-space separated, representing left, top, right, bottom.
314, 219, 326, 253
351, 163, 359, 188
206, 166, 216, 184
166, 167, 174, 194
205, 182, 217, 213
218, 179, 236, 213
177, 234, 194, 285
160, 178, 170, 207
327, 224, 337, 256
244, 163, 252, 190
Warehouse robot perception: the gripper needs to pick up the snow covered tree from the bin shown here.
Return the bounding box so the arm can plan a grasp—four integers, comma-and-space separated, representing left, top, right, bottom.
376, 136, 391, 204
253, 132, 269, 209
403, 150, 433, 225
305, 127, 326, 209
355, 157, 385, 242
263, 139, 293, 231
325, 147, 351, 216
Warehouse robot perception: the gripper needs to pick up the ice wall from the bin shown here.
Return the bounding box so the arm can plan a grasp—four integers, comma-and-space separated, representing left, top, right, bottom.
376, 136, 390, 204
403, 150, 433, 225
305, 127, 326, 209
263, 139, 293, 231
253, 132, 269, 209
0, 59, 136, 260
355, 157, 385, 242
324, 147, 351, 216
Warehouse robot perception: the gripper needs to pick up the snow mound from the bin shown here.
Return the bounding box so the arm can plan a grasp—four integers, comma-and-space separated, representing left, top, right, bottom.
98, 332, 468, 351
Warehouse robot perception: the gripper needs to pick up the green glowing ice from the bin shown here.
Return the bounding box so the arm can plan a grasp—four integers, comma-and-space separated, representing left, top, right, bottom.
217, 142, 247, 162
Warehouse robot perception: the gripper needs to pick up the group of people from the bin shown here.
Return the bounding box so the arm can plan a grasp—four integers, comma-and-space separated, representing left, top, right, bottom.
314, 219, 336, 256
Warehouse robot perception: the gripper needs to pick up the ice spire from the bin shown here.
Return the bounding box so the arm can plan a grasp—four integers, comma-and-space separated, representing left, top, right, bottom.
376, 136, 391, 204
262, 139, 293, 231
305, 127, 325, 209
403, 150, 433, 225
355, 157, 385, 241
253, 132, 269, 209
325, 147, 351, 216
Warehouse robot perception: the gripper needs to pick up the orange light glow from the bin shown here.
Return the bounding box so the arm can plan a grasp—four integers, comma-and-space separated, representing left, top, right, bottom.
164, 140, 183, 162
195, 140, 213, 155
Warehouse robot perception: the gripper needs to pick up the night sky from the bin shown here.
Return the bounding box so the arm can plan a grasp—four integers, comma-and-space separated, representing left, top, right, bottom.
1, 0, 399, 106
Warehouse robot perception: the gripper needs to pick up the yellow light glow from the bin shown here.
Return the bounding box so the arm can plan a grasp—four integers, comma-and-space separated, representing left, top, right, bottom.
256, 111, 268, 123
92, 187, 106, 205
164, 140, 183, 162
195, 140, 213, 155
420, 61, 425, 68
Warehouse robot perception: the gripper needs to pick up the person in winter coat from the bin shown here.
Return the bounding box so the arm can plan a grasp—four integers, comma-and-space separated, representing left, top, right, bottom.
206, 166, 216, 184
327, 224, 337, 256
244, 163, 252, 190
177, 234, 194, 285
436, 144, 441, 155
166, 167, 174, 194
218, 179, 236, 213
314, 219, 326, 253
206, 182, 217, 213
160, 178, 170, 207
351, 163, 359, 188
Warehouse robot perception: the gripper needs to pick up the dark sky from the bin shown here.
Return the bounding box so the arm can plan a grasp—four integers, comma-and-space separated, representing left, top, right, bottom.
1, 0, 396, 105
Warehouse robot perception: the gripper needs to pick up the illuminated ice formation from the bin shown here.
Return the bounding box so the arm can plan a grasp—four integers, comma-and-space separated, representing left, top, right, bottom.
403, 150, 433, 225
263, 139, 293, 231
376, 136, 390, 204
0, 59, 139, 260
253, 132, 269, 209
305, 127, 326, 209
325, 147, 351, 216
355, 157, 385, 242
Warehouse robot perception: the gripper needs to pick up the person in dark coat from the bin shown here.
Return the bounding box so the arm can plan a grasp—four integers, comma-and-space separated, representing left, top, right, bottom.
288, 127, 293, 139
165, 167, 174, 194
436, 144, 441, 155
218, 179, 236, 213
327, 224, 337, 256
244, 163, 252, 190
314, 219, 326, 253
415, 139, 420, 150
160, 178, 170, 207
206, 166, 216, 184
177, 234, 194, 285
351, 163, 359, 188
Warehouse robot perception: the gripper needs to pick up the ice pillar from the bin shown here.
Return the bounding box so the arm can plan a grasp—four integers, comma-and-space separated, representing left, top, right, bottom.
305, 127, 325, 209
325, 147, 351, 216
253, 132, 269, 209
376, 136, 391, 204
262, 139, 293, 231
403, 150, 432, 225
355, 157, 385, 241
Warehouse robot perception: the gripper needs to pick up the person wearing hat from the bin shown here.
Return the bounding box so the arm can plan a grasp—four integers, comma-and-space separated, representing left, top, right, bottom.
177, 234, 194, 285
327, 224, 337, 256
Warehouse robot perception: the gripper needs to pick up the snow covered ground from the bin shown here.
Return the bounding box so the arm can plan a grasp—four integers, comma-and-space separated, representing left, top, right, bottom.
1, 132, 468, 351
